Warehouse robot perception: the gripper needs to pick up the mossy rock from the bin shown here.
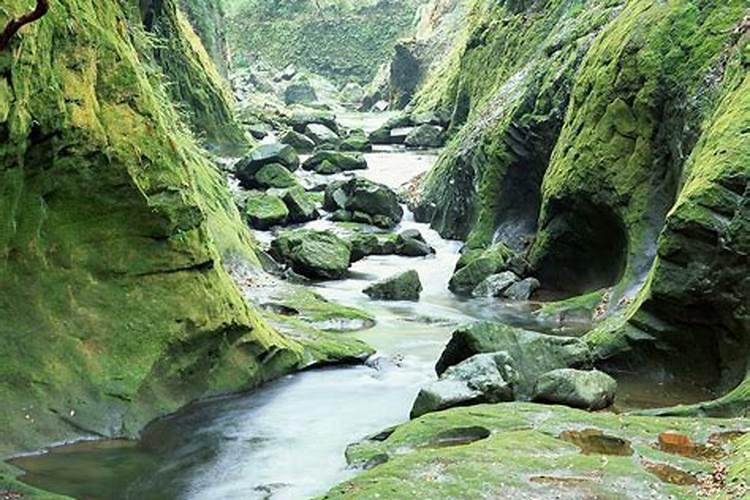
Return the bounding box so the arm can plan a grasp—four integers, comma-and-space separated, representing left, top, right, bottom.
244, 192, 289, 230
303, 151, 368, 173
255, 163, 301, 189
449, 244, 514, 295
363, 270, 423, 302
327, 403, 750, 499
282, 187, 319, 223
270, 229, 352, 280
280, 129, 316, 152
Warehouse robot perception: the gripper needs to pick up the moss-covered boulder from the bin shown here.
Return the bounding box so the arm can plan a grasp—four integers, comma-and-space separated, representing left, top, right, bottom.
329, 403, 750, 499
280, 129, 316, 152
286, 108, 339, 134
254, 163, 301, 189
305, 123, 340, 145
340, 133, 373, 153
436, 322, 592, 397
235, 143, 301, 188
0, 0, 301, 457
302, 151, 368, 174
411, 352, 516, 418
244, 192, 289, 230
533, 369, 617, 411
472, 271, 520, 297
284, 77, 317, 105
448, 244, 515, 295
404, 124, 445, 148
324, 178, 404, 229
363, 270, 423, 301
280, 186, 319, 223
270, 230, 352, 280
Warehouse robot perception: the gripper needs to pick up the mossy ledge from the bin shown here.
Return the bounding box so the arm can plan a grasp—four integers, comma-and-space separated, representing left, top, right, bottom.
0, 0, 299, 459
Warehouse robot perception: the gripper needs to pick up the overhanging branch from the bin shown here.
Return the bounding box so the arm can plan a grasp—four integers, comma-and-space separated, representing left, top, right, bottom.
0, 0, 50, 52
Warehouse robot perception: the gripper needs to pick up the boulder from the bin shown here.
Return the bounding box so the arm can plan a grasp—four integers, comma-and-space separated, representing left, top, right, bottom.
270, 229, 351, 279
244, 192, 288, 230
349, 233, 398, 261
287, 108, 339, 133
340, 134, 373, 152
435, 322, 592, 397
305, 123, 340, 145
405, 124, 445, 148
284, 79, 317, 105
411, 353, 516, 418
254, 164, 300, 189
449, 244, 514, 295
504, 277, 541, 300
324, 178, 403, 228
246, 122, 271, 140
533, 369, 617, 411
282, 187, 319, 223
363, 270, 422, 301
369, 114, 414, 144
280, 129, 316, 152
235, 143, 300, 188
303, 151, 368, 174
396, 230, 435, 257
472, 271, 520, 297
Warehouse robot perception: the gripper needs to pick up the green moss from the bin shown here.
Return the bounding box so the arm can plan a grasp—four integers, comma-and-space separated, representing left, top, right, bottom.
325, 402, 750, 499
0, 0, 300, 458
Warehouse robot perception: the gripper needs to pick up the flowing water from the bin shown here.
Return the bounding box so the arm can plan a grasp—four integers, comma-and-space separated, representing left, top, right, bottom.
7, 114, 717, 500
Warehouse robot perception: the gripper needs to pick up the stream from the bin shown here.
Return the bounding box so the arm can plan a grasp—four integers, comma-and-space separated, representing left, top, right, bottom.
8, 114, 717, 500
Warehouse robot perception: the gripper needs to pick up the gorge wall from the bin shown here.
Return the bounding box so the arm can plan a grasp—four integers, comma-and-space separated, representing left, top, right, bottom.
0, 0, 300, 457
410, 0, 749, 415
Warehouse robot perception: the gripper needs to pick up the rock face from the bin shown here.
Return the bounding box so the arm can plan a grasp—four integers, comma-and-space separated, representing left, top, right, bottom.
411, 352, 516, 418
407, 0, 749, 416
324, 178, 404, 228
270, 230, 352, 279
0, 0, 301, 457
435, 322, 592, 397
533, 369, 617, 411
245, 192, 289, 229
363, 270, 423, 301
303, 151, 368, 174
235, 144, 300, 188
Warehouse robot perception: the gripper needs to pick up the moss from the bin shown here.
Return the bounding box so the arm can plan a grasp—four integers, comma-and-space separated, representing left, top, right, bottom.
0, 0, 300, 458
325, 402, 750, 499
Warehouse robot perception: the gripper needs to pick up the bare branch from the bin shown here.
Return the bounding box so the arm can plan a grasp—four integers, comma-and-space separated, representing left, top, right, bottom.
0, 0, 50, 52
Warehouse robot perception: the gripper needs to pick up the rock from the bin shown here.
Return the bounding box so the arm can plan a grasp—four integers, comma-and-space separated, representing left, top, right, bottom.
533, 369, 617, 411
303, 151, 368, 174
396, 230, 435, 257
279, 64, 297, 81
472, 271, 520, 297
244, 192, 288, 230
324, 178, 403, 228
305, 123, 340, 145
340, 82, 365, 104
369, 114, 414, 144
435, 322, 592, 397
284, 78, 317, 105
372, 100, 390, 112
405, 124, 445, 148
287, 109, 338, 133
413, 111, 450, 126
503, 277, 541, 300
270, 229, 351, 280
411, 352, 516, 418
340, 134, 373, 152
363, 270, 422, 301
246, 122, 271, 140
390, 127, 416, 144
254, 164, 300, 189
349, 233, 398, 261
282, 187, 319, 223
449, 244, 514, 295
235, 143, 300, 188
280, 129, 316, 152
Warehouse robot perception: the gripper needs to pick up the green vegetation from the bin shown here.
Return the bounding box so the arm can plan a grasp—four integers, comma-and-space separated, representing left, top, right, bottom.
225, 0, 426, 84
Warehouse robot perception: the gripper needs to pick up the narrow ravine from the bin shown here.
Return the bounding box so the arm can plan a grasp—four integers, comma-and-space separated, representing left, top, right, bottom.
8, 115, 722, 500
